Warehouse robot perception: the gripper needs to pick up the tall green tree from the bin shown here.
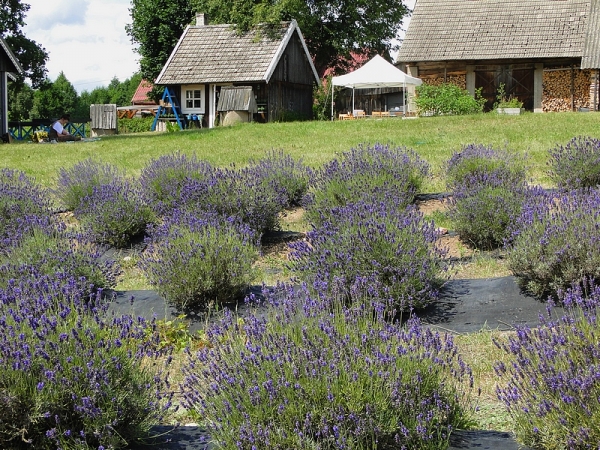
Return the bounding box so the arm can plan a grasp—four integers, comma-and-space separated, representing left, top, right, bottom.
1, 0, 48, 87
126, 0, 196, 85
189, 0, 409, 76
8, 81, 33, 121
31, 72, 78, 119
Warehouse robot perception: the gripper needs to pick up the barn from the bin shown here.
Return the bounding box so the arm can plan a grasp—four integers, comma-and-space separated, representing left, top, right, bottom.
155, 14, 320, 128
396, 0, 600, 112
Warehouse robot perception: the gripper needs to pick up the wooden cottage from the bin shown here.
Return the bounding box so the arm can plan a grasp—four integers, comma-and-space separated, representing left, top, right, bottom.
155, 15, 320, 128
396, 0, 600, 112
0, 37, 23, 139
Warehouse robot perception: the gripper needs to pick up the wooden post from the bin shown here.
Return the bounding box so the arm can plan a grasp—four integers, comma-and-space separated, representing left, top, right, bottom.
571, 65, 575, 111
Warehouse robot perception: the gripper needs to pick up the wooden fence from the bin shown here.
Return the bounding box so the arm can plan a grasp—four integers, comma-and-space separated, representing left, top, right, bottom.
8, 119, 89, 141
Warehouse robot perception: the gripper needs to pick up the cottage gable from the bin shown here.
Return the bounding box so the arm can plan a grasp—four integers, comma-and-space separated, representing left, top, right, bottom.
397, 0, 598, 65
155, 20, 319, 85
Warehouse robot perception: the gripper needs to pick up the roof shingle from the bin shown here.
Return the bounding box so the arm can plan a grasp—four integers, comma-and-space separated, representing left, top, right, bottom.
156, 22, 290, 85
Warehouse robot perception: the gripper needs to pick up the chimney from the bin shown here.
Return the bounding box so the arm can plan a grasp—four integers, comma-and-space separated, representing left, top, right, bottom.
196, 13, 208, 26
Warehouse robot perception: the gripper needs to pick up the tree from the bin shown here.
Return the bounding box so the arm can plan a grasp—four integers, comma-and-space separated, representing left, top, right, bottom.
8, 81, 34, 121
189, 0, 409, 76
126, 0, 196, 85
1, 0, 48, 87
31, 72, 78, 119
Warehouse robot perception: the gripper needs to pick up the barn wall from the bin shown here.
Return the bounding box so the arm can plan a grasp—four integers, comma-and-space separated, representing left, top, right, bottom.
407, 59, 596, 112
268, 30, 315, 121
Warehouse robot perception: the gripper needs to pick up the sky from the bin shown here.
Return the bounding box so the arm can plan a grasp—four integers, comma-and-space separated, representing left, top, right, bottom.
23, 0, 140, 93
22, 0, 416, 94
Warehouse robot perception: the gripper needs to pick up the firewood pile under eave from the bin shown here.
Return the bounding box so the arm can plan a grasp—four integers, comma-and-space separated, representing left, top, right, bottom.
542, 69, 592, 112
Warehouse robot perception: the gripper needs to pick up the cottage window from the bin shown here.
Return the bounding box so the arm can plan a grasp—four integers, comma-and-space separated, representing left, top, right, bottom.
186, 90, 202, 108
181, 84, 205, 114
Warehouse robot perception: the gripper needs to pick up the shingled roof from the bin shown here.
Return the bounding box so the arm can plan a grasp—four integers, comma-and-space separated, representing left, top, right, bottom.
397, 0, 600, 68
155, 19, 319, 85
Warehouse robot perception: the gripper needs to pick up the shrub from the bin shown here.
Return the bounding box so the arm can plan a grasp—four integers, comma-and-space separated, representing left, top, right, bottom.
548, 136, 600, 189
445, 144, 528, 193
181, 165, 287, 234
142, 210, 259, 309
76, 180, 155, 248
445, 144, 529, 250
118, 116, 155, 134
290, 201, 447, 311
448, 181, 528, 250
0, 273, 172, 449
182, 285, 473, 449
415, 83, 485, 116
304, 144, 429, 227
0, 225, 118, 294
0, 168, 53, 252
139, 152, 216, 215
54, 158, 127, 211
246, 149, 311, 207
495, 282, 600, 449
507, 188, 600, 300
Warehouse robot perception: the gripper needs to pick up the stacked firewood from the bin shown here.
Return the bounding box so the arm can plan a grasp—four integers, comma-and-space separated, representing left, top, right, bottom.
422, 75, 467, 89
542, 69, 592, 112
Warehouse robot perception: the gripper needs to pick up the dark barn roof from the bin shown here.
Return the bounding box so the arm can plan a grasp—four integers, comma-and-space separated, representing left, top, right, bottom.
0, 37, 23, 75
397, 0, 600, 68
155, 20, 319, 85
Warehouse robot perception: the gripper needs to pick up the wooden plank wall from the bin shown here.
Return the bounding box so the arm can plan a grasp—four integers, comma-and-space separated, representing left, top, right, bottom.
90, 104, 117, 129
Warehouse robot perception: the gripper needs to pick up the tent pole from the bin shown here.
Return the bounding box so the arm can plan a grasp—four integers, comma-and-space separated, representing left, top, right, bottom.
331, 81, 334, 121
352, 88, 355, 115
403, 81, 406, 118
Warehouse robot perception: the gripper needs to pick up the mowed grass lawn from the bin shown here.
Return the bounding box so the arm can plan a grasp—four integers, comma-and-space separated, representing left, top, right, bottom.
3, 111, 600, 432
2, 111, 599, 191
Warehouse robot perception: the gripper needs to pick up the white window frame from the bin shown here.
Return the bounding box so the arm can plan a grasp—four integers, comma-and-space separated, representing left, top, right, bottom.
181, 84, 205, 114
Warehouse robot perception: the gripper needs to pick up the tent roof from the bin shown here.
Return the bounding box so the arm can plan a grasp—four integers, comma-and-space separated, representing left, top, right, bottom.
331, 54, 422, 89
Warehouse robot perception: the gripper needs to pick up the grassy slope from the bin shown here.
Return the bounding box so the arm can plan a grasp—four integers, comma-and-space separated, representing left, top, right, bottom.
2, 112, 599, 191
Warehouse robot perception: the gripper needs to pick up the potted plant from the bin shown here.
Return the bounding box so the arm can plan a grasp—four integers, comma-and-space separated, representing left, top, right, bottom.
494, 83, 524, 115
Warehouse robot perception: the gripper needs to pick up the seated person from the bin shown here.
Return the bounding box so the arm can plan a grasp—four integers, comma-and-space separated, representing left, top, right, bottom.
48, 114, 81, 142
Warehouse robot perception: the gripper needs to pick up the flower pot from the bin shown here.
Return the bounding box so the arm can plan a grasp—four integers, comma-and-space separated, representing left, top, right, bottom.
496, 107, 523, 115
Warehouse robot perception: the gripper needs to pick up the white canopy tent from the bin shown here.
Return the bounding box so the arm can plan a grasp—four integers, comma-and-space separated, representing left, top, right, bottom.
330, 54, 423, 118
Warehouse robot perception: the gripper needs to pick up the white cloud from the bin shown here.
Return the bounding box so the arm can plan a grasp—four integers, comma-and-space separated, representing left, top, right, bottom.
23, 0, 139, 93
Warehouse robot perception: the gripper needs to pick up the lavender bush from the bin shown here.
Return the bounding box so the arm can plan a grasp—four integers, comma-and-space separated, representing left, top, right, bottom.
495, 281, 600, 449
142, 210, 258, 309
445, 145, 529, 250
0, 272, 173, 449
75, 180, 155, 248
304, 144, 430, 227
246, 149, 311, 207
54, 158, 127, 211
182, 285, 473, 449
138, 152, 216, 215
548, 136, 600, 189
445, 144, 527, 193
0, 224, 118, 294
289, 201, 447, 312
507, 188, 600, 299
0, 168, 53, 252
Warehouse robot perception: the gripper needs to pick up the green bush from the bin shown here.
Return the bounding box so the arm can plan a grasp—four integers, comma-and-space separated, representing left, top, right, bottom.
183, 289, 474, 449
142, 211, 258, 309
0, 276, 171, 449
305, 144, 429, 228
415, 83, 485, 116
118, 116, 155, 134
76, 181, 155, 248
55, 158, 126, 211
0, 226, 117, 293
507, 188, 600, 300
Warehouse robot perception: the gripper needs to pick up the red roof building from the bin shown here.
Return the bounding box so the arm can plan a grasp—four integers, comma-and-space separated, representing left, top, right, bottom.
131, 79, 157, 105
